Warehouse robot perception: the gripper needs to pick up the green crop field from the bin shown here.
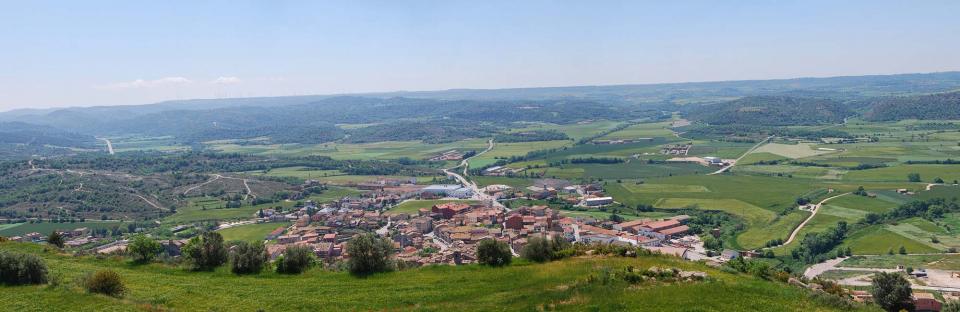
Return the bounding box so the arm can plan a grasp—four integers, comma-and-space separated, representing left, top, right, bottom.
209, 139, 490, 160
843, 164, 960, 183
0, 242, 872, 312
469, 140, 571, 168
737, 152, 789, 165
217, 222, 290, 242
839, 226, 940, 255
387, 200, 478, 215
598, 121, 675, 140
510, 121, 623, 141
620, 183, 710, 193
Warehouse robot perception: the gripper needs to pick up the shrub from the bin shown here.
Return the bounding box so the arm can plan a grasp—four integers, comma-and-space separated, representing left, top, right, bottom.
47, 231, 64, 248
182, 232, 228, 271
276, 245, 314, 274
476, 239, 512, 267
84, 270, 126, 297
230, 241, 268, 275
346, 233, 394, 276
0, 251, 48, 285
521, 236, 553, 263
128, 234, 162, 263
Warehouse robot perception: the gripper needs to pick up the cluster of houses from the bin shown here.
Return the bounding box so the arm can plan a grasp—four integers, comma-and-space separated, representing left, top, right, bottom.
661, 143, 692, 156
592, 138, 653, 145
482, 165, 525, 176
6, 227, 105, 248
428, 150, 465, 161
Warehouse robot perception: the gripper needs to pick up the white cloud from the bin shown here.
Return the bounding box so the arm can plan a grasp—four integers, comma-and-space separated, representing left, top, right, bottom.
212, 76, 241, 84
97, 77, 193, 90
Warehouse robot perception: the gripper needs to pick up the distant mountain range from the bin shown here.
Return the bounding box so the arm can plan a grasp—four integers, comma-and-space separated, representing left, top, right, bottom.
2, 71, 959, 148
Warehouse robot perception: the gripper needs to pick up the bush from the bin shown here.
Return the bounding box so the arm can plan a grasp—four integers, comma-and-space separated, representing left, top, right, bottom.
476, 239, 512, 267
346, 233, 394, 276
84, 270, 126, 297
47, 231, 64, 248
276, 245, 314, 274
182, 232, 228, 271
521, 236, 553, 263
0, 251, 48, 285
128, 234, 162, 263
230, 241, 267, 275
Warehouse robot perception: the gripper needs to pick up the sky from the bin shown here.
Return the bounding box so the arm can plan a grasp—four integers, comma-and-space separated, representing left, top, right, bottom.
1, 0, 959, 111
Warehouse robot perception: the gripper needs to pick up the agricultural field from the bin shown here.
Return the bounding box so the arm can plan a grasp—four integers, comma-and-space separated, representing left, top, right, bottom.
843, 164, 960, 183
529, 162, 708, 181
839, 226, 940, 255
386, 200, 479, 215
509, 120, 623, 141
246, 168, 431, 185
104, 136, 190, 153
652, 198, 785, 248
686, 141, 756, 159
736, 152, 788, 165
217, 222, 290, 242
598, 121, 675, 140
0, 242, 870, 312
0, 221, 127, 237
469, 140, 571, 168
750, 142, 834, 159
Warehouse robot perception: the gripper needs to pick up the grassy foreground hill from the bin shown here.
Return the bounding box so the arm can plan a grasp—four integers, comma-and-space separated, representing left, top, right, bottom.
0, 243, 874, 311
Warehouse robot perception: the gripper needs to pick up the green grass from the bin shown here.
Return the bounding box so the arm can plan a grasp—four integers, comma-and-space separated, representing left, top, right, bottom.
210, 139, 490, 160
387, 200, 478, 215
0, 242, 873, 311
598, 121, 675, 140
620, 183, 710, 193
217, 222, 290, 242
737, 152, 788, 165
509, 121, 622, 141
840, 226, 940, 255
822, 195, 899, 214
470, 140, 571, 168
817, 270, 873, 281
843, 164, 960, 183
0, 221, 127, 237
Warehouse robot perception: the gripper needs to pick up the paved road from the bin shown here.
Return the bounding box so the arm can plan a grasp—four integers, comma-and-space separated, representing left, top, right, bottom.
708, 135, 773, 175
441, 139, 508, 210
98, 138, 115, 155
778, 192, 851, 248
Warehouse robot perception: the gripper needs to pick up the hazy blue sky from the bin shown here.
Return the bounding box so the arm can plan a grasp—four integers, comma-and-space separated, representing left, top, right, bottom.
2, 0, 959, 110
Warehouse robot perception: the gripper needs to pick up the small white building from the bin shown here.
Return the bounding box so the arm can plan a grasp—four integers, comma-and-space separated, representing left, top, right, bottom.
584, 197, 614, 206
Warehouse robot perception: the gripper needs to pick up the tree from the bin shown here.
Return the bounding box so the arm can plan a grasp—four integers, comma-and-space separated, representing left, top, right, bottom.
476, 239, 512, 267
47, 231, 64, 248
127, 234, 162, 263
871, 272, 913, 312
908, 173, 922, 182
935, 177, 945, 184
346, 233, 394, 276
898, 245, 907, 255
0, 251, 48, 285
521, 236, 553, 263
229, 241, 267, 275
182, 232, 228, 271
943, 300, 960, 312
276, 245, 314, 274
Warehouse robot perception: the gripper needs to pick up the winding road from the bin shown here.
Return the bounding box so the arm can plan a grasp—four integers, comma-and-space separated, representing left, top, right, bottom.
441, 139, 506, 207
777, 192, 851, 248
